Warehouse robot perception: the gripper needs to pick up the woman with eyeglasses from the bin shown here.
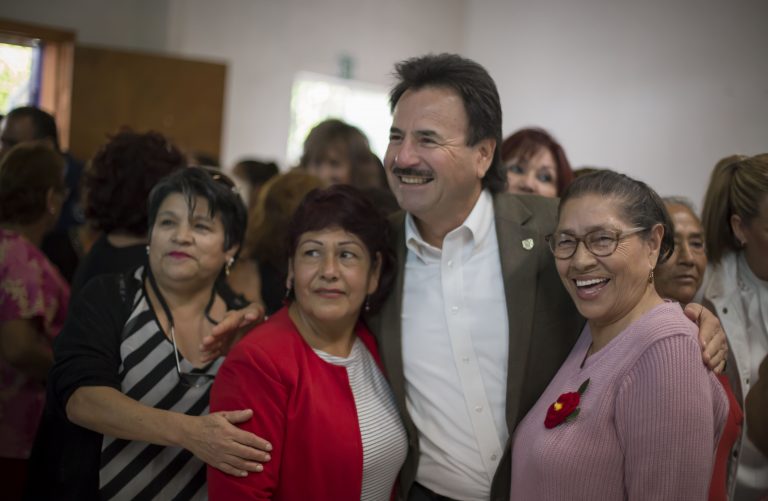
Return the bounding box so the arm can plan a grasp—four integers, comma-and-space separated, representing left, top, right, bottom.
0, 143, 70, 499
208, 185, 407, 500
509, 170, 728, 500
26, 168, 271, 500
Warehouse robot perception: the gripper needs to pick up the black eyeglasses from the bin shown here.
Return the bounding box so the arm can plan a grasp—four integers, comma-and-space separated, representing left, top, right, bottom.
169, 325, 215, 388
545, 227, 647, 259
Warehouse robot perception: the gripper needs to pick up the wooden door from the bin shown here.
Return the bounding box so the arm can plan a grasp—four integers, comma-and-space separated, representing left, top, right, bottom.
69, 45, 226, 162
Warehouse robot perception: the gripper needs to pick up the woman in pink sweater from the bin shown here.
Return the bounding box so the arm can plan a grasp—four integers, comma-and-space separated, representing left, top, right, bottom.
510, 170, 728, 500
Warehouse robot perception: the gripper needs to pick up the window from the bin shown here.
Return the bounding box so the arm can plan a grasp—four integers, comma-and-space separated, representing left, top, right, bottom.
0, 40, 41, 115
286, 71, 391, 166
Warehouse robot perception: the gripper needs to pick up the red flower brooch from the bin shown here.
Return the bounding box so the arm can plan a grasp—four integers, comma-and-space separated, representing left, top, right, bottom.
544, 379, 590, 429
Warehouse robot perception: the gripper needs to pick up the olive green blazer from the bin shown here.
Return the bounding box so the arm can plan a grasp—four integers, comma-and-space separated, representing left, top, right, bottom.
366, 192, 584, 501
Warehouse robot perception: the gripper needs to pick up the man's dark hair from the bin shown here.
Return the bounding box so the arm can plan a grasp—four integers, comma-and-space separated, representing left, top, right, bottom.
6, 106, 60, 151
389, 53, 506, 193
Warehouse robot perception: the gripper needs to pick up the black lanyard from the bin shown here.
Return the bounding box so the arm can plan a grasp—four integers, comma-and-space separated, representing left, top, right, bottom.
145, 265, 218, 335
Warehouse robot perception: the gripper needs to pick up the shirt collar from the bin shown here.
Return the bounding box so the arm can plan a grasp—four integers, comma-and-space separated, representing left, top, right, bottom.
405, 189, 495, 260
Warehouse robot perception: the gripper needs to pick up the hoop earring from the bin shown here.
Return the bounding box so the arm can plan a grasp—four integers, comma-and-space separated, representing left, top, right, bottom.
648, 269, 655, 284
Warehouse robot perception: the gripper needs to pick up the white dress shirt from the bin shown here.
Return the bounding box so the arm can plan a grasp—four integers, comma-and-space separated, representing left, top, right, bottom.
402, 190, 509, 500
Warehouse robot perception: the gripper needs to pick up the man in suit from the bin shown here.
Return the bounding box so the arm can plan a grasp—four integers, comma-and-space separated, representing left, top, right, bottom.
367, 53, 726, 501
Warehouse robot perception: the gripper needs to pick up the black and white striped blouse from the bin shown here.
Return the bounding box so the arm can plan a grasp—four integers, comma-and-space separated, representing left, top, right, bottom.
99, 271, 222, 500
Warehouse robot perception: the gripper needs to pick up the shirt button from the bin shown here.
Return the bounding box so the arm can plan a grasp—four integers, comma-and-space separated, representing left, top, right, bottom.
491, 454, 498, 461
451, 306, 459, 313
447, 260, 453, 267
474, 405, 483, 413
462, 356, 470, 363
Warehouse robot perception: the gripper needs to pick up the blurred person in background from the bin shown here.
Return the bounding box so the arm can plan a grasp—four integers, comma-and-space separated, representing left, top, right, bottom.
654, 197, 708, 304
0, 143, 70, 499
300, 118, 388, 190
501, 127, 573, 197
71, 130, 187, 299
701, 153, 768, 500
189, 151, 220, 169
654, 196, 743, 501
228, 170, 324, 313
745, 355, 768, 458
0, 106, 85, 282
231, 158, 279, 213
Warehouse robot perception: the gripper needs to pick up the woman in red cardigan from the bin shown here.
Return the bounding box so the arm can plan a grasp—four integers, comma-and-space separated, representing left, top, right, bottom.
208, 185, 406, 500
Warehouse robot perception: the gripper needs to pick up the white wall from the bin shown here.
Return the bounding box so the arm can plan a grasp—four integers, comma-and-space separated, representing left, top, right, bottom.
465, 0, 768, 208
0, 0, 170, 52
163, 0, 465, 168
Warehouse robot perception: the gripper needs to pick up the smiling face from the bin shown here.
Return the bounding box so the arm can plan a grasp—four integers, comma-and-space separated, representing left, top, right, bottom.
555, 194, 662, 331
148, 193, 237, 285
383, 86, 494, 237
654, 203, 707, 304
288, 227, 381, 327
505, 146, 558, 197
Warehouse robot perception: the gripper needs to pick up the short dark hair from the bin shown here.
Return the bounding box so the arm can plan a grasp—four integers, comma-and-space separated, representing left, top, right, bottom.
0, 142, 65, 224
147, 167, 247, 256
234, 159, 279, 185
389, 53, 506, 193
559, 170, 675, 264
286, 185, 395, 313
501, 127, 574, 196
6, 106, 60, 150
85, 130, 186, 235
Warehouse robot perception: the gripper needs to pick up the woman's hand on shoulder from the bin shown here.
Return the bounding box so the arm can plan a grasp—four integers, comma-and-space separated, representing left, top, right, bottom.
180, 409, 272, 477
200, 304, 266, 363
684, 302, 727, 374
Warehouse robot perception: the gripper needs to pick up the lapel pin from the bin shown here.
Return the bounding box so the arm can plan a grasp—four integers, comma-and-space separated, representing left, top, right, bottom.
522, 238, 534, 250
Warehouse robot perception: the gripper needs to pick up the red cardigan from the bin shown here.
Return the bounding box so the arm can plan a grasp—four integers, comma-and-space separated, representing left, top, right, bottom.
208, 307, 388, 500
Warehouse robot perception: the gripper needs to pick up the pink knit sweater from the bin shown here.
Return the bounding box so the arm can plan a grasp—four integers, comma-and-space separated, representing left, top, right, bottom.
510, 302, 728, 500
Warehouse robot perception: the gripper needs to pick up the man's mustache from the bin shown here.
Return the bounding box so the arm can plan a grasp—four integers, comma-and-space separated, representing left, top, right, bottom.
391, 167, 434, 178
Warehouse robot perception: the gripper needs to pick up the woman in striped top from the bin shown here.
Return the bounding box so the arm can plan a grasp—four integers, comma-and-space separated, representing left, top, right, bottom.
209, 185, 408, 500
27, 167, 271, 500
